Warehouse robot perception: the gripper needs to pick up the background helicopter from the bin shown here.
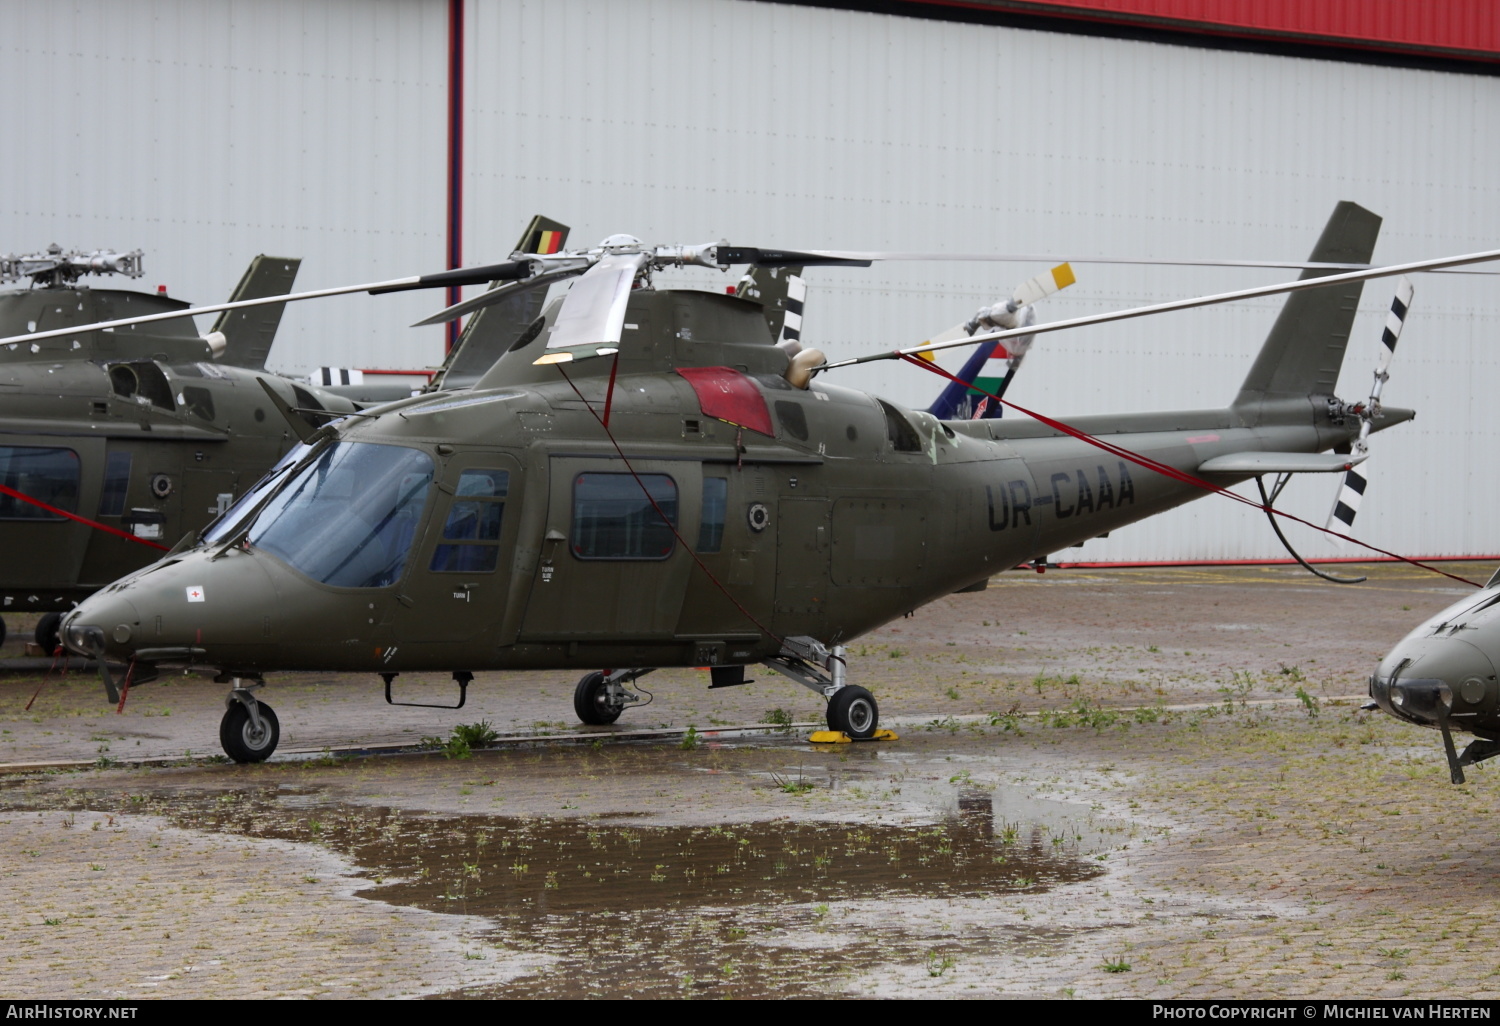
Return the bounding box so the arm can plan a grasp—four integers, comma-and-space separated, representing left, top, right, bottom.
0, 218, 589, 654
0, 245, 364, 653
32, 201, 1500, 763
1369, 562, 1500, 786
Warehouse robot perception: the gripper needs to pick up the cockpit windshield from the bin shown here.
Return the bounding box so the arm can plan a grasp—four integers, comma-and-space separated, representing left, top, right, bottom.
201, 439, 318, 546
247, 441, 434, 588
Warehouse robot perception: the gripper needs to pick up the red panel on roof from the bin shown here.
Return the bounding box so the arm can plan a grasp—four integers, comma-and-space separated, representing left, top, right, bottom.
676, 367, 775, 437
909, 0, 1500, 61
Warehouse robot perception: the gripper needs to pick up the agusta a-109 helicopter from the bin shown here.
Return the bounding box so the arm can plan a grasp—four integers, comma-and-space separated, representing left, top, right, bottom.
0, 220, 577, 655
28, 202, 1500, 763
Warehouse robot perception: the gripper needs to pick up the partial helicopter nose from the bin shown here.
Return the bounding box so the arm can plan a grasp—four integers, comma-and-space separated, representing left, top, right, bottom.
62, 594, 142, 662
1372, 635, 1499, 728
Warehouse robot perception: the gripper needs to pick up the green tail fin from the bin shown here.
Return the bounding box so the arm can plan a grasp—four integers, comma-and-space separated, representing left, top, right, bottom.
211, 255, 301, 370
1234, 201, 1381, 405
427, 217, 571, 391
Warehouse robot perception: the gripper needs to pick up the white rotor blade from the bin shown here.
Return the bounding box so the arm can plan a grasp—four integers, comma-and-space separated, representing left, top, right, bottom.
827, 247, 1500, 369
787, 251, 1500, 275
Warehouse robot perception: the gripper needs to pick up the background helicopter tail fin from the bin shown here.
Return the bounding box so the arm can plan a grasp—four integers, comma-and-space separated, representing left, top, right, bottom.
210, 255, 301, 369
1233, 200, 1382, 406
926, 340, 1008, 420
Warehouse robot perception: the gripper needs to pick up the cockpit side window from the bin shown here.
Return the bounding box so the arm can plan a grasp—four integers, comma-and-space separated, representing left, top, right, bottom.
248, 441, 434, 587
430, 469, 509, 573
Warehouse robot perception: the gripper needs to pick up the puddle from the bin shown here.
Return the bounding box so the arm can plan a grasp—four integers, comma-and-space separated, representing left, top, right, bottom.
4, 783, 1108, 998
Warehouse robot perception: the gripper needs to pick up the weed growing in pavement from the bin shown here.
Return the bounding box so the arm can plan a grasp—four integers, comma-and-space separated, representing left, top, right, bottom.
1039, 699, 1119, 731
1099, 956, 1132, 973
442, 736, 473, 760
1294, 686, 1320, 718
925, 950, 956, 977
452, 720, 500, 748
763, 708, 794, 731
680, 726, 702, 750
771, 766, 815, 794
988, 707, 1024, 733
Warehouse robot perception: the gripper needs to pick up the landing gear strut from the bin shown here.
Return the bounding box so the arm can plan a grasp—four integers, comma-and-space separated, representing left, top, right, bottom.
219, 680, 279, 762
573, 668, 653, 725
763, 636, 882, 739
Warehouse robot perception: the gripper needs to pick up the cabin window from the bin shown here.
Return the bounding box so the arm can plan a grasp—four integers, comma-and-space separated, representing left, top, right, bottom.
98, 452, 132, 517
248, 441, 433, 587
698, 477, 728, 553
0, 446, 80, 520
571, 472, 677, 561
431, 469, 509, 573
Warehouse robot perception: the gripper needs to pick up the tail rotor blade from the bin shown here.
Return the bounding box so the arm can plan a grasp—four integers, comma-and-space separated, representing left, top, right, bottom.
1011, 263, 1077, 308
1326, 458, 1371, 546
1377, 276, 1415, 377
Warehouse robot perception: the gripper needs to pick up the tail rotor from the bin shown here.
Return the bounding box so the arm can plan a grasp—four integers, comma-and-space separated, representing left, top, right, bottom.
1326, 276, 1414, 540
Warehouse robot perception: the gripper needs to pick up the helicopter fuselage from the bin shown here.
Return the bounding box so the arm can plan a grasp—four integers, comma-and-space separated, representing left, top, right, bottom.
63, 287, 1388, 679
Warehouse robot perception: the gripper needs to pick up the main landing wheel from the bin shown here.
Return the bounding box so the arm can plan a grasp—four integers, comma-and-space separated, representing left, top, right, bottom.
220, 700, 281, 763
574, 671, 623, 726
827, 685, 879, 740
35, 612, 62, 655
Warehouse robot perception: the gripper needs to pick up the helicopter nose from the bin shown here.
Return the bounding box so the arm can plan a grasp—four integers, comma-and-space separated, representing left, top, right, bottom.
62, 595, 142, 661
1372, 636, 1498, 727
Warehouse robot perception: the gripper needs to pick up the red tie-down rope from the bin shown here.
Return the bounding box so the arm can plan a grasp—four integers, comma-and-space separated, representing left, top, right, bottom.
898, 353, 1481, 589
0, 483, 169, 551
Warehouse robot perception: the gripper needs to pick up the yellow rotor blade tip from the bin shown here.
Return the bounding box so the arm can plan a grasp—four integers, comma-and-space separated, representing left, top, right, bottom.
1052, 263, 1076, 290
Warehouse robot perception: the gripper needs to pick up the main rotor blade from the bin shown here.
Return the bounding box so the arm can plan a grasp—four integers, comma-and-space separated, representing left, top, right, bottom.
367, 260, 531, 295
411, 266, 586, 327
796, 251, 1500, 276
825, 247, 1500, 369
716, 247, 872, 268
0, 261, 534, 347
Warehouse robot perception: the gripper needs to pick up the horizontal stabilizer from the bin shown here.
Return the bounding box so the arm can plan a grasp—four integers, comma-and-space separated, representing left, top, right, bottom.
1198, 452, 1366, 475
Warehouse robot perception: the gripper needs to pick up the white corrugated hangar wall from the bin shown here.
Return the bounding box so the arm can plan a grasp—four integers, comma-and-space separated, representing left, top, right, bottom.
3, 0, 1497, 563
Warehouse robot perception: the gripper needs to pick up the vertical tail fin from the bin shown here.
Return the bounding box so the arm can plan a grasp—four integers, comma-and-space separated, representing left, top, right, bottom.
211, 255, 301, 369
1234, 201, 1382, 405
515, 215, 570, 256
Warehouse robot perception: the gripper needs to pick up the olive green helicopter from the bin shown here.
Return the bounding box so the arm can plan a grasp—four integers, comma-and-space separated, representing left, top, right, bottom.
0, 220, 574, 656
23, 201, 1500, 763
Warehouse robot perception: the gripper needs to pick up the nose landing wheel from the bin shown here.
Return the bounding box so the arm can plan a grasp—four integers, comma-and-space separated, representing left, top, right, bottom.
220, 686, 280, 763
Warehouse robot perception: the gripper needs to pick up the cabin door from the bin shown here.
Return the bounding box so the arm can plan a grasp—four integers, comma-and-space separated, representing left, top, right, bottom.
519, 457, 699, 641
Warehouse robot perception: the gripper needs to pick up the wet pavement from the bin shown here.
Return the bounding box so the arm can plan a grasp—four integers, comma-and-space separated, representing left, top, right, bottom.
2, 563, 1500, 999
